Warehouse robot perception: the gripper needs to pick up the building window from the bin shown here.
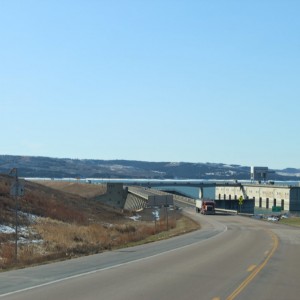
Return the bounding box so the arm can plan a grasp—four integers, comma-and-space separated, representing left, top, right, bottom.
273, 198, 276, 207
224, 194, 226, 200
266, 198, 269, 209
219, 194, 221, 200
281, 199, 284, 210
229, 195, 231, 200
259, 197, 262, 208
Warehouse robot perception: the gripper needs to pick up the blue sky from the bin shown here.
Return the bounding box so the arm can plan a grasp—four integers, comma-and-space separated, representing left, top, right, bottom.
1, 0, 299, 169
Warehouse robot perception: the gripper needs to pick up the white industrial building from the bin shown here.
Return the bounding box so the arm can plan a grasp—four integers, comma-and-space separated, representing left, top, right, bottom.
216, 183, 300, 212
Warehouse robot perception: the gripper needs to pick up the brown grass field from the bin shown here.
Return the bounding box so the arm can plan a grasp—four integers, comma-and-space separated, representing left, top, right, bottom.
0, 176, 199, 270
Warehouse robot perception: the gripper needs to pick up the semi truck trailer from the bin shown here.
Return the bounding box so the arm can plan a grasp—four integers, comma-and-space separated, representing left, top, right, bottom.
195, 199, 216, 215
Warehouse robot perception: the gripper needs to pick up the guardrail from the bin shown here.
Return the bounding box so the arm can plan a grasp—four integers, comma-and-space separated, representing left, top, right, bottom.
172, 195, 195, 206
215, 208, 238, 215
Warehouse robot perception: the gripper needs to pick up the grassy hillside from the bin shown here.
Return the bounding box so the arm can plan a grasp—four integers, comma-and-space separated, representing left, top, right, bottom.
0, 175, 121, 225
35, 180, 107, 198
0, 175, 199, 270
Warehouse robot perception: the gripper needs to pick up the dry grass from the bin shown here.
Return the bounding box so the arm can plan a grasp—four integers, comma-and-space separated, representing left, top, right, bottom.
0, 212, 199, 270
34, 219, 111, 253
35, 181, 107, 198
0, 176, 200, 270
0, 175, 124, 226
123, 215, 200, 247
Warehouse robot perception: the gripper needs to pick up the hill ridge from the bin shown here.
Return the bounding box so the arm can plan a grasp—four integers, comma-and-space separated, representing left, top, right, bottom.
0, 155, 299, 180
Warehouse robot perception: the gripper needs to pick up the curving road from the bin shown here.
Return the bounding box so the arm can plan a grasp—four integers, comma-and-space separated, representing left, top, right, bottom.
1, 208, 300, 300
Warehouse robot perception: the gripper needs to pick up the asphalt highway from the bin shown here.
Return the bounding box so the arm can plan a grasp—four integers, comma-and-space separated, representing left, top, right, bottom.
1, 208, 299, 300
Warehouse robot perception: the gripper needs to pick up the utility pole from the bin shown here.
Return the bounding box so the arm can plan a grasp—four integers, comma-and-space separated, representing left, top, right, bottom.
165, 200, 169, 231
9, 168, 24, 263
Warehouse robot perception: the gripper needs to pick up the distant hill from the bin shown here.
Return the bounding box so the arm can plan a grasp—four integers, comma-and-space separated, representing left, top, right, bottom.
0, 155, 299, 181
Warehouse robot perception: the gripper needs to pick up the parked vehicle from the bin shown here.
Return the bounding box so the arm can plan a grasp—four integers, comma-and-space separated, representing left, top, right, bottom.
195, 199, 216, 215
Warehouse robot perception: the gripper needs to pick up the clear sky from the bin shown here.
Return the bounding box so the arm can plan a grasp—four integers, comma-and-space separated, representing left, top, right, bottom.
1, 0, 299, 169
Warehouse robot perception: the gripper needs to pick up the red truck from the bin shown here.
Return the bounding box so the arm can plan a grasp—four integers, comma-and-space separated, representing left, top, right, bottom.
195, 199, 216, 215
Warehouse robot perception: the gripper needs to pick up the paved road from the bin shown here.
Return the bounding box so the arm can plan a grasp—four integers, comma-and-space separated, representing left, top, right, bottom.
0, 208, 299, 300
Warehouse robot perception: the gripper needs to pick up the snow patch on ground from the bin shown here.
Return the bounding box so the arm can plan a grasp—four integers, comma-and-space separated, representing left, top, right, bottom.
129, 214, 142, 221
0, 212, 43, 244
0, 225, 15, 234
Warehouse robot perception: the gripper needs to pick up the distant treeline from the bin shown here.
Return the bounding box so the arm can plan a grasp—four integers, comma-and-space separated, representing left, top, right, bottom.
0, 155, 299, 181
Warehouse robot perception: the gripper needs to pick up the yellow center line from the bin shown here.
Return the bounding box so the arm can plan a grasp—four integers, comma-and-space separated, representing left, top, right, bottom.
226, 230, 279, 300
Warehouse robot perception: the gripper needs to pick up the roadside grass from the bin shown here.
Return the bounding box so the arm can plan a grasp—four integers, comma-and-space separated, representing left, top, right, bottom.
118, 215, 200, 248
279, 217, 300, 227
0, 212, 200, 270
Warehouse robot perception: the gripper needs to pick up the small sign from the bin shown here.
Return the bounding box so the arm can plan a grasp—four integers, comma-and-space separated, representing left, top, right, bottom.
272, 206, 281, 212
238, 196, 243, 206
148, 195, 173, 207
10, 183, 25, 197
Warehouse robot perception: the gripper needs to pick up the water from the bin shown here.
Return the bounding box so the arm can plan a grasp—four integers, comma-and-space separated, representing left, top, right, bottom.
155, 185, 215, 199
